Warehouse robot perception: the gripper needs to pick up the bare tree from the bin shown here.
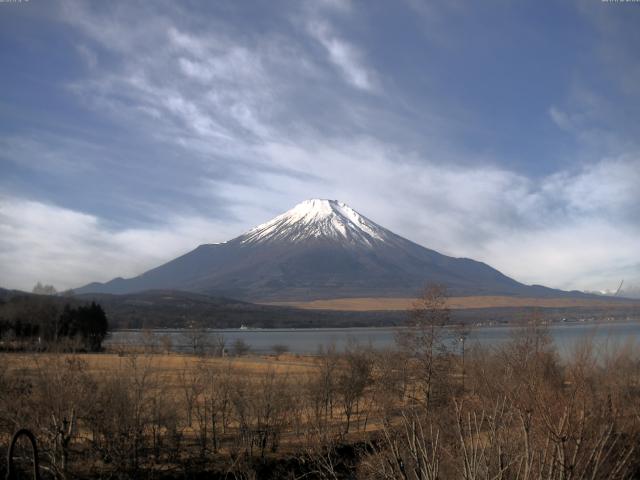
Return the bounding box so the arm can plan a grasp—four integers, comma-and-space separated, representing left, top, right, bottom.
141, 328, 159, 354
271, 343, 289, 358
178, 366, 200, 427
85, 355, 157, 474
232, 338, 251, 356
396, 284, 451, 407
337, 344, 372, 434
307, 344, 339, 439
371, 348, 411, 418
211, 333, 226, 357
182, 324, 209, 355
32, 355, 94, 479
159, 334, 173, 354
360, 408, 442, 480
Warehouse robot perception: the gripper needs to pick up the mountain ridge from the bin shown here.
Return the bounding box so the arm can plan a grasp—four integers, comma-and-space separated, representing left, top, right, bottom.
76, 199, 592, 301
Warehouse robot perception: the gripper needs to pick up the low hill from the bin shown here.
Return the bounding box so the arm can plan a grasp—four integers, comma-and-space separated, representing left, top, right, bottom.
75, 290, 397, 329
79, 290, 639, 330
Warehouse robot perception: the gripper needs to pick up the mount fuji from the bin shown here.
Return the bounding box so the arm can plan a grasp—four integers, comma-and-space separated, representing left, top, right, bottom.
76, 199, 575, 301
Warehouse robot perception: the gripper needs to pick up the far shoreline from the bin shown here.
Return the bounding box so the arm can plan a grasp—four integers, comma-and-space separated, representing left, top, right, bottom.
109, 316, 640, 333
262, 294, 640, 311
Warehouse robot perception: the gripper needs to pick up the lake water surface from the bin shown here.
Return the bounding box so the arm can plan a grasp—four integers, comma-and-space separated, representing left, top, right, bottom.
107, 320, 640, 358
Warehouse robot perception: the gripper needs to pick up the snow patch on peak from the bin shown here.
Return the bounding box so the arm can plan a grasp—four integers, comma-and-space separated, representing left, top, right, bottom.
283, 199, 340, 223
240, 199, 388, 245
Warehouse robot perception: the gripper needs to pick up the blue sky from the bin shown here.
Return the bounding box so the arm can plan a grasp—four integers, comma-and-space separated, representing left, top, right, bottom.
1, 0, 639, 296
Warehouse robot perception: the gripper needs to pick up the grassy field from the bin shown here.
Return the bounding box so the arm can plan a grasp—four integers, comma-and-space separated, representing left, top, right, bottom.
265, 295, 640, 311
2, 351, 317, 379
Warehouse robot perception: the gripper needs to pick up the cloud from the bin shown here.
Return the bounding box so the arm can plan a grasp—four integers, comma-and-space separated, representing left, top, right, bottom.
548, 5, 640, 158
0, 197, 242, 291
0, 134, 100, 175
63, 4, 327, 154
306, 20, 376, 92
549, 106, 573, 132
550, 155, 640, 219
75, 44, 97, 69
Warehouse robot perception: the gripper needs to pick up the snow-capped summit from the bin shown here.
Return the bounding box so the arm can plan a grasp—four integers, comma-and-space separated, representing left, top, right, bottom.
76, 199, 571, 302
240, 199, 389, 246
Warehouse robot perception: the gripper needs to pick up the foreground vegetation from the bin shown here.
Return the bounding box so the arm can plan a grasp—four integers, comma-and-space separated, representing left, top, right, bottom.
2, 285, 639, 479
0, 294, 109, 352
2, 324, 640, 479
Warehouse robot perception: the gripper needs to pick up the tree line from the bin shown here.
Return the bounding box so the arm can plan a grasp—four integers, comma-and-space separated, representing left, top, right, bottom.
0, 295, 108, 352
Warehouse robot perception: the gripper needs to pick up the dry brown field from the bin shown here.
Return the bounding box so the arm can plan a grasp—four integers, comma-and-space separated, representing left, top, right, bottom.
3, 326, 640, 479
2, 351, 318, 383
265, 295, 640, 311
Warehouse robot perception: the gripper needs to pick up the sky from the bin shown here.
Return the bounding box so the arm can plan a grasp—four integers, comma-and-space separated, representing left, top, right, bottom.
0, 0, 639, 296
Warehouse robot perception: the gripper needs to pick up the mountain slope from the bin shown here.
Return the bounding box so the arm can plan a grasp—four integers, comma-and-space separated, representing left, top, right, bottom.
76, 199, 584, 301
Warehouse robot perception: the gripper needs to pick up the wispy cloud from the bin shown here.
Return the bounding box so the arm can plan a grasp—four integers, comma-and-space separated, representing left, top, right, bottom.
0, 197, 241, 290
306, 19, 376, 92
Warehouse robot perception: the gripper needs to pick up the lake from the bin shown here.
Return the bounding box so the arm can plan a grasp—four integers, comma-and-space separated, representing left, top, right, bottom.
107, 320, 640, 358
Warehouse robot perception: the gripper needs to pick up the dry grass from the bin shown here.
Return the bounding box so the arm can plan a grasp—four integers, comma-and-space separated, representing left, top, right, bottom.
1, 351, 317, 378
264, 295, 640, 311
2, 333, 640, 479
